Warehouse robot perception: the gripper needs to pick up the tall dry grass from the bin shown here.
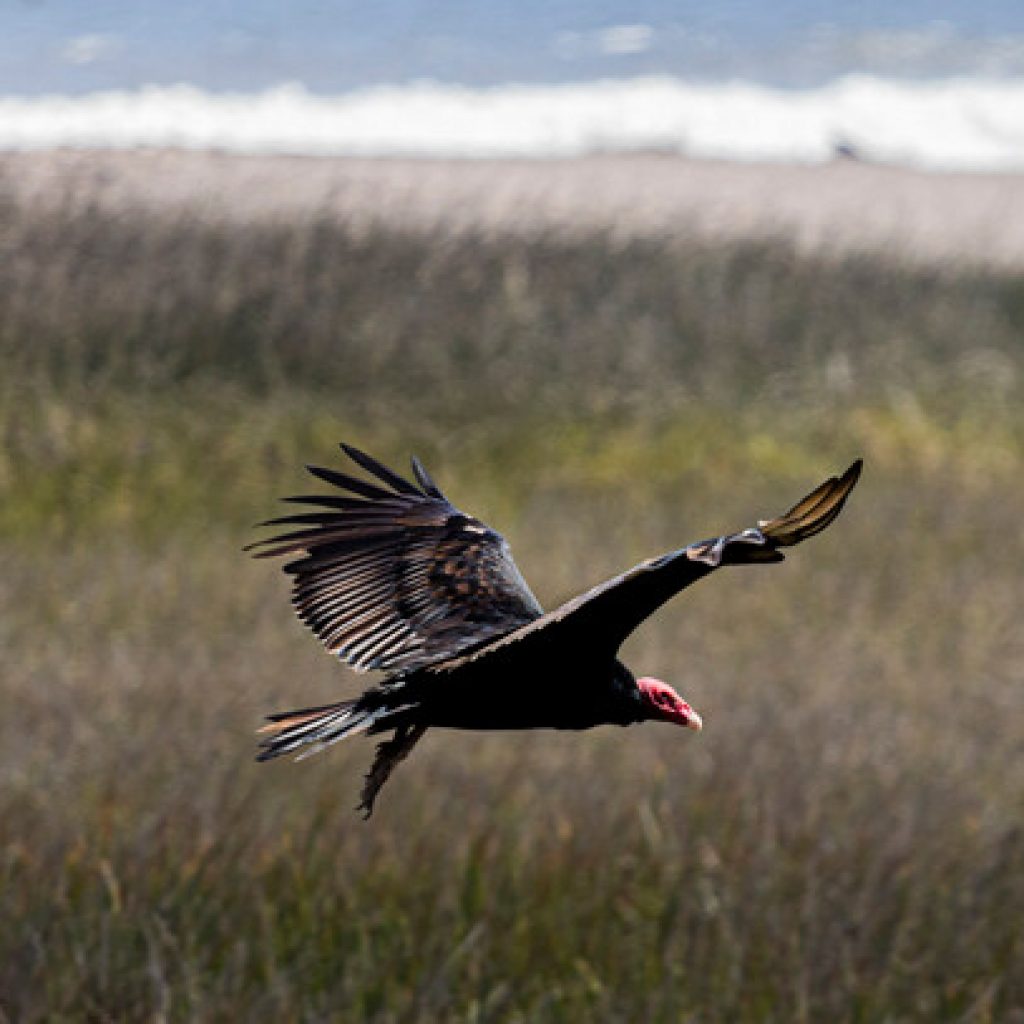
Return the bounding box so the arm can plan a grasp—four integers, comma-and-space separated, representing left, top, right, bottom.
1, 198, 1022, 1021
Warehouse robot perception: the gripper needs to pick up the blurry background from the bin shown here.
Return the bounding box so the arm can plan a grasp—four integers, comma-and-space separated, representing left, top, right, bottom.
2, 2, 1023, 1021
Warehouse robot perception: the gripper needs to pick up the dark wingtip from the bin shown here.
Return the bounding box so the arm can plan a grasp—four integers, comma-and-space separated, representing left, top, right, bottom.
244, 538, 276, 556
760, 457, 863, 546
338, 443, 422, 496
305, 462, 395, 500
410, 455, 445, 499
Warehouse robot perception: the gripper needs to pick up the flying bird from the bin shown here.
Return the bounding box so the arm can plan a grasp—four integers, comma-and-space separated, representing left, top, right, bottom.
251, 444, 861, 816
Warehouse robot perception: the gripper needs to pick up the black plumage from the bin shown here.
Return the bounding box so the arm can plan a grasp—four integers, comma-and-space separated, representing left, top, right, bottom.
251, 444, 862, 816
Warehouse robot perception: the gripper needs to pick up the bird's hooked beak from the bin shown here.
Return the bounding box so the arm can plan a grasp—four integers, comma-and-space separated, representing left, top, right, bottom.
636, 676, 703, 731
682, 706, 703, 732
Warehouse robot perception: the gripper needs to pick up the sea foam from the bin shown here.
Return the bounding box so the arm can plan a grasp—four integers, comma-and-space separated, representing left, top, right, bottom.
2, 75, 1023, 171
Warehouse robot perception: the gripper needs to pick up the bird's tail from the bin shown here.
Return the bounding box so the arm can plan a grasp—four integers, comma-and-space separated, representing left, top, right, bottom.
256, 699, 385, 761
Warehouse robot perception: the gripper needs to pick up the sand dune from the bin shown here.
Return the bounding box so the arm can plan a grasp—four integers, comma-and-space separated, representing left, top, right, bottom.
4, 148, 1024, 267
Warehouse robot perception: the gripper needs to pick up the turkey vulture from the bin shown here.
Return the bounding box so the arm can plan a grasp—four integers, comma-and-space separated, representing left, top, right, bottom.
251, 444, 861, 816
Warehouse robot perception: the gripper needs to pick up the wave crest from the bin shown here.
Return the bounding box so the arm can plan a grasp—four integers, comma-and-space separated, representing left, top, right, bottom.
2, 75, 1024, 170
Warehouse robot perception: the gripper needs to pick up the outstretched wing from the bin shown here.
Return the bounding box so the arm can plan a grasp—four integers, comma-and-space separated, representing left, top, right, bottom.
248, 444, 543, 673
441, 460, 862, 669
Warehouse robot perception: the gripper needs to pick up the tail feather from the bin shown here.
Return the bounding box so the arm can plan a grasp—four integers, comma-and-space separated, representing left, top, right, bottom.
256, 699, 382, 761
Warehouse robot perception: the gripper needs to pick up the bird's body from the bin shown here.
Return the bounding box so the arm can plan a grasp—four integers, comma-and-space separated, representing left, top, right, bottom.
382, 655, 644, 732
251, 444, 861, 816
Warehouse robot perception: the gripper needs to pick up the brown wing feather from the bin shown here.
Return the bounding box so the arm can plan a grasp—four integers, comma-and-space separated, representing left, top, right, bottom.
437, 460, 862, 670
248, 445, 543, 673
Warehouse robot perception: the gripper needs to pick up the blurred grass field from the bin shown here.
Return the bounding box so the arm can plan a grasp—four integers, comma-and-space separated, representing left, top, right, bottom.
1, 193, 1023, 1022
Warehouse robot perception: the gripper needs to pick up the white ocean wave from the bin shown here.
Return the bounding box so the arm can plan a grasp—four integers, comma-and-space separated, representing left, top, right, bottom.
2, 75, 1024, 171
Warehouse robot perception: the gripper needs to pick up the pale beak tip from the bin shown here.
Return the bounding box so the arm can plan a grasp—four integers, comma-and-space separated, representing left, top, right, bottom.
687, 710, 703, 732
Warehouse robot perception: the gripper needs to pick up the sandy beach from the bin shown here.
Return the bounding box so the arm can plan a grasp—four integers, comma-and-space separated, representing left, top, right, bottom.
4, 148, 1024, 268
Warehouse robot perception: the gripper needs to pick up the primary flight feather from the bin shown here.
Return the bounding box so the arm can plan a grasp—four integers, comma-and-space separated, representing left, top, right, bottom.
251, 444, 862, 816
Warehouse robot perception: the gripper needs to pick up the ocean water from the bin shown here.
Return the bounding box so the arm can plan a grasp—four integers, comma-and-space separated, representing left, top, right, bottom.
3, 3, 1024, 170
2, 76, 1023, 171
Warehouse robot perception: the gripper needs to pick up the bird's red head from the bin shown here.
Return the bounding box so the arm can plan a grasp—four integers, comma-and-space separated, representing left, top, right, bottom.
637, 677, 703, 731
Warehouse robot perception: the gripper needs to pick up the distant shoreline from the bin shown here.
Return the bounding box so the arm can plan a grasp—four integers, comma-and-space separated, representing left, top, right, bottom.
5, 148, 1024, 268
